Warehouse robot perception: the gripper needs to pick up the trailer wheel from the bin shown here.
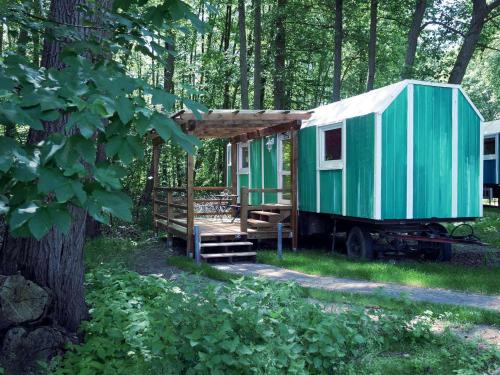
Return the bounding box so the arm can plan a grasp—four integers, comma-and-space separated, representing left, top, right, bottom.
419, 223, 452, 262
347, 226, 374, 260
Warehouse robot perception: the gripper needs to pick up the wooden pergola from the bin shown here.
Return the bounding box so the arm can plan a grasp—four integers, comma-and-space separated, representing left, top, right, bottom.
151, 109, 313, 255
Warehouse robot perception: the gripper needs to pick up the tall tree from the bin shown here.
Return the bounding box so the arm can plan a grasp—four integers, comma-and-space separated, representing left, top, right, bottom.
448, 0, 500, 84
332, 0, 343, 102
1, 0, 89, 332
253, 0, 262, 109
238, 0, 249, 109
221, 5, 232, 108
273, 0, 287, 109
401, 0, 428, 79
366, 0, 378, 91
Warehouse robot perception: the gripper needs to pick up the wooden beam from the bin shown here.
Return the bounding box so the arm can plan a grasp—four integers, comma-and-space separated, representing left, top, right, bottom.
186, 153, 194, 256
174, 110, 312, 123
231, 121, 301, 143
291, 129, 299, 251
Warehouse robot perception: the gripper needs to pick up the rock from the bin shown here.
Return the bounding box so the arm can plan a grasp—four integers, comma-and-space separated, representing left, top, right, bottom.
1, 326, 66, 374
0, 274, 49, 325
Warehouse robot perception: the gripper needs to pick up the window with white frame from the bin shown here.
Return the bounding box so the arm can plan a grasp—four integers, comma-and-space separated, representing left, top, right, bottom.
226, 144, 232, 166
238, 143, 249, 173
484, 136, 496, 160
319, 123, 343, 169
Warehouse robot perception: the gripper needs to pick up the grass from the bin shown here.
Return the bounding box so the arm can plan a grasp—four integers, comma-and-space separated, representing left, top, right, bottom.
169, 256, 500, 327
256, 250, 500, 295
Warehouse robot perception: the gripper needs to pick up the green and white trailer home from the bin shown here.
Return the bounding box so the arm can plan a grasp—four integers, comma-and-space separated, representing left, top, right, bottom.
227, 80, 484, 260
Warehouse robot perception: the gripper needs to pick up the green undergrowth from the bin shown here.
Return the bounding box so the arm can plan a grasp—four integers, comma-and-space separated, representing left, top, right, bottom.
170, 257, 500, 327
52, 265, 499, 374
256, 250, 500, 295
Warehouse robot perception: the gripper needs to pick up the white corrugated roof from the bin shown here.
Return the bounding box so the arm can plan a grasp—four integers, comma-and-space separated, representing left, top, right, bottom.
484, 120, 500, 135
302, 79, 484, 128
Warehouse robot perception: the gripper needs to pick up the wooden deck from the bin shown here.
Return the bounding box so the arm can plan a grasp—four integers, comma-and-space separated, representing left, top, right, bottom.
156, 217, 292, 242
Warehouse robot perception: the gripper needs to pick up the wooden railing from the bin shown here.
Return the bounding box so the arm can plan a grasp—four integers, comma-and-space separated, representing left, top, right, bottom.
153, 187, 188, 229
153, 186, 237, 229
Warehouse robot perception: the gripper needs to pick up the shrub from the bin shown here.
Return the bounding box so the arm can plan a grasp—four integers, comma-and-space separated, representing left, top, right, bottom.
51, 267, 499, 374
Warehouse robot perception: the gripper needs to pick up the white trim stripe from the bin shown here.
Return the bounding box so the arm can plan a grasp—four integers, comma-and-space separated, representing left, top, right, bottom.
316, 127, 320, 213
479, 122, 484, 216
496, 133, 500, 184
451, 88, 458, 217
261, 139, 265, 203
342, 119, 347, 216
406, 84, 414, 219
374, 113, 382, 219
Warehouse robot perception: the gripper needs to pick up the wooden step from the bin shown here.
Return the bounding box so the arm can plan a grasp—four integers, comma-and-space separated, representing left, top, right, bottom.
250, 210, 281, 217
247, 218, 273, 228
261, 204, 292, 211
200, 232, 246, 237
200, 241, 253, 248
200, 252, 256, 259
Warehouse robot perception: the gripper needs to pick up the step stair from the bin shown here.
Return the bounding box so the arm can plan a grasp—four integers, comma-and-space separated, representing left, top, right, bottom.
200, 252, 256, 260
247, 218, 274, 228
200, 241, 253, 248
250, 210, 282, 223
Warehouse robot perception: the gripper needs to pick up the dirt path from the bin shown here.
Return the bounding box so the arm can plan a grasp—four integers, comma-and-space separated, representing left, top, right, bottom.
213, 263, 500, 312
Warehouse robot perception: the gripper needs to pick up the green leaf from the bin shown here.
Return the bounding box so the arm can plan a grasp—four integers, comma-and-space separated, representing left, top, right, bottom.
0, 137, 18, 172
47, 205, 71, 234
12, 150, 39, 182
9, 202, 39, 230
0, 196, 9, 215
135, 114, 152, 136
28, 207, 52, 240
116, 96, 134, 124
91, 190, 132, 221
39, 134, 66, 165
150, 88, 176, 110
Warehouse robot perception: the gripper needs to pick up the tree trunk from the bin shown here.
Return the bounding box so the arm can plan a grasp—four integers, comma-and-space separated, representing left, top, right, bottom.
332, 0, 343, 102
238, 0, 249, 109
448, 0, 499, 84
0, 0, 89, 333
273, 0, 287, 109
164, 37, 175, 94
366, 0, 377, 91
222, 5, 232, 108
401, 0, 427, 79
253, 0, 262, 109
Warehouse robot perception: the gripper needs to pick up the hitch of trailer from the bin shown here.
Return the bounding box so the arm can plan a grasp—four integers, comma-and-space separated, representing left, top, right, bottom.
386, 223, 487, 246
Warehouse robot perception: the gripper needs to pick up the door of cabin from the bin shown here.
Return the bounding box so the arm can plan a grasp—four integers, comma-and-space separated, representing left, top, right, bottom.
277, 132, 291, 204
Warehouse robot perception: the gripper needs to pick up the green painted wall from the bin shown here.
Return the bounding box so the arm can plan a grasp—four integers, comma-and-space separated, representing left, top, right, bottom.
457, 91, 480, 217
238, 173, 249, 197
413, 85, 452, 218
346, 114, 375, 218
263, 135, 278, 203
298, 127, 317, 212
250, 139, 263, 204
320, 170, 342, 214
227, 166, 232, 187
381, 87, 407, 219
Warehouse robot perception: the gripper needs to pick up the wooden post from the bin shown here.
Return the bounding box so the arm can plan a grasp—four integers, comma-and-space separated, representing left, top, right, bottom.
240, 187, 249, 233
194, 225, 201, 264
231, 140, 238, 204
152, 143, 161, 233
186, 153, 194, 256
277, 223, 283, 260
291, 127, 299, 251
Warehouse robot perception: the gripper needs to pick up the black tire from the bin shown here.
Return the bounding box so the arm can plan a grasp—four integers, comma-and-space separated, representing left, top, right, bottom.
346, 226, 374, 260
419, 223, 452, 262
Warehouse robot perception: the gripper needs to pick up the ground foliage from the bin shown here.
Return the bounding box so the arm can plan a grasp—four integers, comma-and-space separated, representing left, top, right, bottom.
49, 263, 499, 374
